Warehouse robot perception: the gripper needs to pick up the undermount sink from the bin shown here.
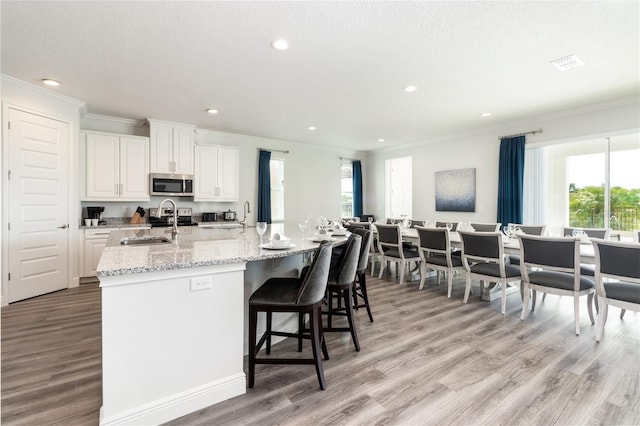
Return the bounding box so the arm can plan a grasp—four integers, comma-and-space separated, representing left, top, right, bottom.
120, 237, 172, 246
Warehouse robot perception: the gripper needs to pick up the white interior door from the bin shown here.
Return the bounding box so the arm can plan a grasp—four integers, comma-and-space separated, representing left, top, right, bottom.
7, 108, 69, 302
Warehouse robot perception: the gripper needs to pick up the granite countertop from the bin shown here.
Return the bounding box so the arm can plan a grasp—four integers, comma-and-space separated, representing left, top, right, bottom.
97, 223, 347, 277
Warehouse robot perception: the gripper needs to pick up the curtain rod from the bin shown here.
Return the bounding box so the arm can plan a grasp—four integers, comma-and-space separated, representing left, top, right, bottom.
339, 156, 358, 161
499, 128, 543, 140
258, 148, 289, 154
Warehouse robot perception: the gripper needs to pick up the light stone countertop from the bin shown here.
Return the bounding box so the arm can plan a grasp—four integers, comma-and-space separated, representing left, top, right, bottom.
97, 223, 347, 277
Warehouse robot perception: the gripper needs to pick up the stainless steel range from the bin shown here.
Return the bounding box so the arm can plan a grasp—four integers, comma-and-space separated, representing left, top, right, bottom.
148, 207, 194, 227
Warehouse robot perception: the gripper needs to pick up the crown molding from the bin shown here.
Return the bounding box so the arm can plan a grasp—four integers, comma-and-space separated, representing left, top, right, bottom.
1, 74, 86, 108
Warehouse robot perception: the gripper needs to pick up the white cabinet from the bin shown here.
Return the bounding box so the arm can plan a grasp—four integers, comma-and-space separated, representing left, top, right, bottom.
148, 120, 195, 174
82, 228, 112, 277
83, 131, 149, 201
194, 145, 239, 202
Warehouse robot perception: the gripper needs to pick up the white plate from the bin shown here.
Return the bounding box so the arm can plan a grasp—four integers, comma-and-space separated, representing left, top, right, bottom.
308, 236, 333, 242
261, 243, 296, 250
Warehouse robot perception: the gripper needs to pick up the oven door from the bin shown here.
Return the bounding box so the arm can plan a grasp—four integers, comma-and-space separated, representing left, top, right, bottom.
150, 174, 194, 196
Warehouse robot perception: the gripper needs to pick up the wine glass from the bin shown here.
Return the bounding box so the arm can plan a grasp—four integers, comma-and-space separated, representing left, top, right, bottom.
298, 219, 308, 241
256, 222, 267, 246
502, 225, 510, 237
446, 223, 453, 232
368, 217, 374, 224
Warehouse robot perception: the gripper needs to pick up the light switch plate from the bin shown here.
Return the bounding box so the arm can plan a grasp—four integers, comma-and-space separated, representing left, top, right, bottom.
190, 276, 212, 291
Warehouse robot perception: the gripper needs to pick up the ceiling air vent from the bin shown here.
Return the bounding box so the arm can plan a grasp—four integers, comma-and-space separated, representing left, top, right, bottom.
551, 54, 584, 71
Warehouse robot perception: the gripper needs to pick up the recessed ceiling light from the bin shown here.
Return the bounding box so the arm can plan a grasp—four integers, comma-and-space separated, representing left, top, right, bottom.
481, 112, 492, 117
404, 86, 417, 93
205, 108, 218, 114
550, 54, 584, 71
42, 79, 60, 87
272, 39, 289, 50
378, 138, 385, 142
308, 126, 316, 131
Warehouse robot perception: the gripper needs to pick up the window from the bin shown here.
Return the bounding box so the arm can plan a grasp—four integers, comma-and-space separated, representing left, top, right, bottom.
270, 158, 285, 222
524, 133, 640, 237
341, 163, 354, 218
385, 156, 412, 219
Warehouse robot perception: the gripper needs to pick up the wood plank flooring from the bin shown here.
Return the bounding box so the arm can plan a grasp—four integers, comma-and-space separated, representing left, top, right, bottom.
2, 270, 639, 425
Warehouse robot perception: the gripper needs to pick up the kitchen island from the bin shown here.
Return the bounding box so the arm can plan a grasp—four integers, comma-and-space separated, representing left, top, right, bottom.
97, 225, 336, 426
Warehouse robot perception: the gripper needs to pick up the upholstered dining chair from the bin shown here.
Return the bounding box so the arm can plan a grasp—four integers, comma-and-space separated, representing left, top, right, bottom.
506, 224, 547, 266
518, 234, 595, 335
459, 231, 522, 315
376, 223, 421, 285
324, 233, 362, 351
416, 226, 465, 298
470, 223, 501, 232
248, 241, 333, 389
435, 221, 461, 231
351, 228, 374, 322
591, 239, 640, 342
562, 226, 610, 239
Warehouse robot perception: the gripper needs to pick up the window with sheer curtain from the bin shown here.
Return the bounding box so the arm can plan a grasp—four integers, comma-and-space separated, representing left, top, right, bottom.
270, 158, 285, 222
341, 162, 354, 218
524, 133, 640, 237
385, 156, 412, 219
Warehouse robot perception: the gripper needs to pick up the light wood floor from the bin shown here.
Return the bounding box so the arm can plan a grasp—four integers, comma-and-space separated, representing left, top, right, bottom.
2, 270, 639, 425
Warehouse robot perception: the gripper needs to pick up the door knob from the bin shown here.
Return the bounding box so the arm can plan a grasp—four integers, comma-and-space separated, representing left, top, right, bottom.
58, 224, 69, 229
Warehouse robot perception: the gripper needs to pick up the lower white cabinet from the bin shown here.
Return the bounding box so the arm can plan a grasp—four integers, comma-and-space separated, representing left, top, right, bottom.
194, 145, 239, 202
82, 228, 112, 277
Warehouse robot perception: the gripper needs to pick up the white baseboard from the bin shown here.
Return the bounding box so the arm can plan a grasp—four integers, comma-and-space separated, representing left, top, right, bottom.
99, 373, 246, 426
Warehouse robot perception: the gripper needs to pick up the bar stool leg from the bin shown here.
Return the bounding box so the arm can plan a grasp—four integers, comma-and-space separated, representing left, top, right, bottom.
310, 304, 327, 390
248, 305, 258, 388
344, 284, 360, 352
266, 311, 272, 354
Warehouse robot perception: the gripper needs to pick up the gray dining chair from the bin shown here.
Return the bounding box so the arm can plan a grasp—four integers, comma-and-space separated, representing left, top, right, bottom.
416, 226, 465, 298
376, 223, 421, 285
561, 226, 610, 239
435, 221, 461, 231
470, 222, 501, 232
459, 231, 522, 315
518, 234, 595, 335
592, 239, 640, 342
507, 224, 547, 266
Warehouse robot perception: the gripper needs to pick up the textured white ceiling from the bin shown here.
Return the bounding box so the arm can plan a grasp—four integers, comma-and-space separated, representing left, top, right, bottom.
2, 1, 638, 151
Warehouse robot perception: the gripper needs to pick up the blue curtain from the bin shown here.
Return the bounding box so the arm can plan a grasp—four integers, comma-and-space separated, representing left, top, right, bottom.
257, 150, 272, 224
497, 136, 526, 227
352, 160, 363, 218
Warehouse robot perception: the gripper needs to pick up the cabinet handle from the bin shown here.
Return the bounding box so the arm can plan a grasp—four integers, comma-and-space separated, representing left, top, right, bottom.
58, 224, 69, 229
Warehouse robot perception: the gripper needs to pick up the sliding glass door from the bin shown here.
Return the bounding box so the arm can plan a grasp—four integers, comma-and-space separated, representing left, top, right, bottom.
524, 132, 639, 238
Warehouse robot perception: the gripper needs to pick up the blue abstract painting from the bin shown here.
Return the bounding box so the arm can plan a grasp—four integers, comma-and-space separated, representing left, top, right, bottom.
435, 168, 476, 212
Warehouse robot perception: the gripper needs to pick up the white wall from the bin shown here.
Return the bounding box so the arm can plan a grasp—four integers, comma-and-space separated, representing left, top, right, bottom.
365, 97, 640, 224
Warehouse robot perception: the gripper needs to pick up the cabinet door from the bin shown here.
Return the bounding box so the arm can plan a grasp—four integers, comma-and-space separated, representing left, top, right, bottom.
150, 123, 173, 173
172, 126, 194, 175
194, 145, 219, 201
120, 137, 150, 200
86, 133, 119, 199
83, 233, 110, 277
217, 147, 239, 201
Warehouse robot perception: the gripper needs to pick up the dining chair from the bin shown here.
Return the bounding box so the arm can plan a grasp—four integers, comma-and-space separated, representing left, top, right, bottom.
518, 234, 595, 335
470, 222, 501, 232
507, 224, 547, 236
376, 223, 421, 285
506, 224, 547, 266
435, 221, 461, 231
416, 226, 465, 298
351, 228, 374, 322
562, 226, 610, 239
591, 239, 640, 342
323, 233, 362, 351
459, 231, 521, 315
410, 219, 425, 228
248, 241, 333, 389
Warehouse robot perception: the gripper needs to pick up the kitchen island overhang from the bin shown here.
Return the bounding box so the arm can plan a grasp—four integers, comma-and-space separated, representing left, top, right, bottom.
97, 226, 328, 426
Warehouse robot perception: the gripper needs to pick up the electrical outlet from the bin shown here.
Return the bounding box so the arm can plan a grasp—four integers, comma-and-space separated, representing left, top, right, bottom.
190, 277, 212, 291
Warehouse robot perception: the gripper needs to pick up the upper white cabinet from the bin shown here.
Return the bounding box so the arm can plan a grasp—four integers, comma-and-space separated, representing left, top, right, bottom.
194, 145, 239, 202
148, 119, 195, 174
82, 131, 150, 201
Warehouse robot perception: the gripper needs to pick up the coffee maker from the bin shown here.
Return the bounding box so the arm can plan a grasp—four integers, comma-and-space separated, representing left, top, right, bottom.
86, 206, 105, 224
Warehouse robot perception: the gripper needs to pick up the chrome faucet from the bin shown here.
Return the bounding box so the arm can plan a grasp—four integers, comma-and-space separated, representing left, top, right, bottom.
240, 200, 251, 230
156, 198, 179, 240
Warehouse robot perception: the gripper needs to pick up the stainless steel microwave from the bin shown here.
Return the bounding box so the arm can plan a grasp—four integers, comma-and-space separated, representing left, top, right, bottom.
150, 173, 194, 197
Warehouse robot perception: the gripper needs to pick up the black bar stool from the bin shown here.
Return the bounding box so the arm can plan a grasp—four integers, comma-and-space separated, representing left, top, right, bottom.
248, 241, 333, 390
